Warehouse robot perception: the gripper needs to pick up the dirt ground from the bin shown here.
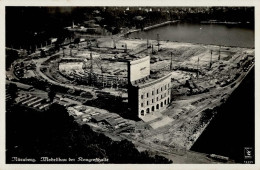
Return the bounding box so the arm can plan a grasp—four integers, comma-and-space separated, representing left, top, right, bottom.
114, 38, 254, 154
54, 38, 254, 153
24, 38, 254, 163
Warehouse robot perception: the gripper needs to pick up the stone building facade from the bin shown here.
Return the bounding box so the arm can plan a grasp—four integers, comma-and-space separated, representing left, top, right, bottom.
127, 56, 171, 118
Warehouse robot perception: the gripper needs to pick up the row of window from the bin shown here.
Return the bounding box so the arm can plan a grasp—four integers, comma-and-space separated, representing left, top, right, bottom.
140, 91, 170, 107
140, 98, 170, 116
140, 83, 170, 99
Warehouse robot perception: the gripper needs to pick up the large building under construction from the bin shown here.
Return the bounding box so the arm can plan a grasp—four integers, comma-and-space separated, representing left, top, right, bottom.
127, 56, 171, 118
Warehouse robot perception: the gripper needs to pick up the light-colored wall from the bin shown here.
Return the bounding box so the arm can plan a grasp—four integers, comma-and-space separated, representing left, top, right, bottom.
129, 56, 150, 83
137, 75, 171, 117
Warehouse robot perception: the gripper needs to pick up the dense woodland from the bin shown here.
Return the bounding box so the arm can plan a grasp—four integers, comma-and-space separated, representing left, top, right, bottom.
6, 7, 254, 49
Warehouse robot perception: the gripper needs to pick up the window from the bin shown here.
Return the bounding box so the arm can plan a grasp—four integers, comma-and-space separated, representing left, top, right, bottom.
152, 99, 154, 103
157, 97, 159, 101
147, 101, 149, 105
161, 95, 163, 99
146, 108, 150, 113
152, 106, 155, 111
141, 110, 144, 116
161, 102, 163, 107
147, 93, 149, 97
161, 87, 163, 91
164, 100, 167, 105
141, 103, 143, 107
141, 95, 143, 99
165, 85, 167, 90
152, 91, 154, 95
156, 104, 159, 109
157, 89, 159, 94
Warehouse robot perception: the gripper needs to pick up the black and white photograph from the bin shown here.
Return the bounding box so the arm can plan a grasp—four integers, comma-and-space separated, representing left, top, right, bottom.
1, 2, 259, 169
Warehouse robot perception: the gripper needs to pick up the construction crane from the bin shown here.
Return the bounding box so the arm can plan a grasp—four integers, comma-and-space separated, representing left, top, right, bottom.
62, 47, 66, 57
124, 43, 127, 53
209, 50, 213, 69
157, 34, 160, 51
113, 39, 116, 49
218, 45, 221, 60
89, 52, 94, 85
147, 39, 150, 49
70, 48, 72, 57
82, 52, 108, 86
170, 52, 173, 70
197, 57, 200, 79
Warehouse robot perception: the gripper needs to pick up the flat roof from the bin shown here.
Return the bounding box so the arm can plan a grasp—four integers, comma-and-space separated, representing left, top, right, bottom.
132, 73, 171, 88
105, 118, 118, 126
6, 80, 33, 90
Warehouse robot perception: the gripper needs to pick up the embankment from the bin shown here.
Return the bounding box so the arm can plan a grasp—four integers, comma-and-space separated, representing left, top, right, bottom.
190, 66, 255, 163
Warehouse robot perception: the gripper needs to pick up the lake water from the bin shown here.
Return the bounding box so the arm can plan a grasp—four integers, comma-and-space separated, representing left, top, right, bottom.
128, 22, 254, 48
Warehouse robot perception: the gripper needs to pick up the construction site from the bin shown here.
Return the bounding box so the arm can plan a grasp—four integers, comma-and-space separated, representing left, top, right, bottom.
6, 26, 255, 162
3, 5, 257, 165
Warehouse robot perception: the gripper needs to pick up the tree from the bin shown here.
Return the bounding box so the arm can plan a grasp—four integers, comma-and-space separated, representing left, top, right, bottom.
6, 49, 19, 70
47, 85, 56, 102
74, 38, 80, 48
40, 49, 46, 58
7, 83, 18, 102
54, 37, 65, 52
6, 102, 173, 163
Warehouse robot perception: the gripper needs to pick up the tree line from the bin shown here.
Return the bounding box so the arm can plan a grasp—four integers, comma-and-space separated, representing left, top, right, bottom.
6, 7, 254, 49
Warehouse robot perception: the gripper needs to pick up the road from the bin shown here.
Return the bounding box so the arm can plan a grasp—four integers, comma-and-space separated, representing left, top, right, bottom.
35, 53, 97, 98
7, 41, 254, 164
119, 132, 228, 163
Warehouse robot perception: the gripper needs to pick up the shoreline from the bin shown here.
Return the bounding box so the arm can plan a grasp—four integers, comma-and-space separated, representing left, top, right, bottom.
125, 37, 254, 49
200, 21, 251, 25
124, 21, 254, 49
123, 20, 179, 37
125, 37, 255, 50
143, 20, 179, 31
